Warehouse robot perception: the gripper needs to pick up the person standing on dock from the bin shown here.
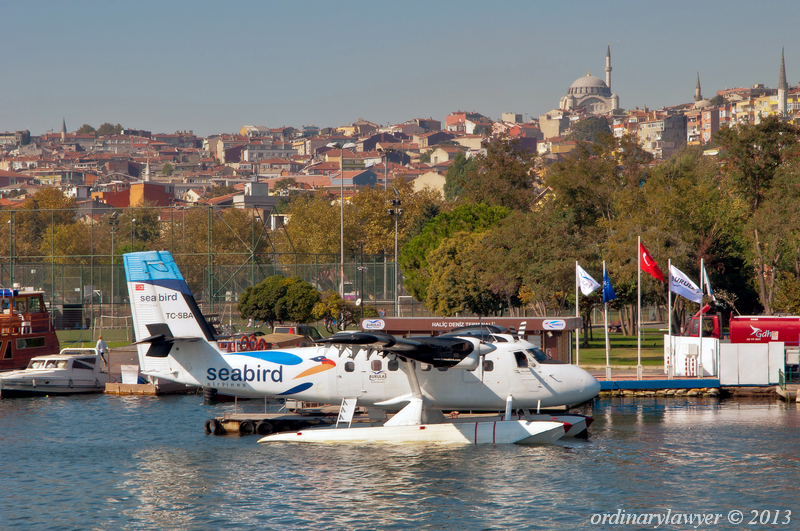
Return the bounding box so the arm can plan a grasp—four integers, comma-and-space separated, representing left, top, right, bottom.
96, 335, 108, 365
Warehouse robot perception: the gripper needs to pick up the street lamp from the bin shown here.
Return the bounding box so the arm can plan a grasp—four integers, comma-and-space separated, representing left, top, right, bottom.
131, 217, 136, 250
327, 141, 356, 297
108, 211, 119, 305
388, 189, 403, 316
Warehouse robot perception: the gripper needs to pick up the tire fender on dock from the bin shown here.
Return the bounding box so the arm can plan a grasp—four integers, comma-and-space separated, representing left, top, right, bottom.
239, 420, 256, 435
204, 418, 225, 435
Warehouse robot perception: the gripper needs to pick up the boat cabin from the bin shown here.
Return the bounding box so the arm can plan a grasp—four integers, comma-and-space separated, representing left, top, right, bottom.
0, 289, 60, 371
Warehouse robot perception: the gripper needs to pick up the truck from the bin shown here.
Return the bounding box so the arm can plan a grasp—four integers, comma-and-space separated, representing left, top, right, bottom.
684, 308, 800, 347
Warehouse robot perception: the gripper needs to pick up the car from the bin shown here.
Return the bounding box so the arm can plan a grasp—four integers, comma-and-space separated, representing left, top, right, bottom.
273, 324, 322, 341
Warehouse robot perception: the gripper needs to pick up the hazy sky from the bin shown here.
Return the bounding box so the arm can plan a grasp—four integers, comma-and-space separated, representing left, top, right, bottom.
1, 1, 796, 137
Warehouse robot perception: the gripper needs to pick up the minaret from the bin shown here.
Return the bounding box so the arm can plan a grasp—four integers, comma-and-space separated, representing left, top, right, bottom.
778, 48, 788, 116
694, 72, 702, 102
61, 117, 67, 143
605, 44, 612, 90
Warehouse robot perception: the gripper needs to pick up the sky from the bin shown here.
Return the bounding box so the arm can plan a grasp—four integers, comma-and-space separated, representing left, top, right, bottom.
1, 0, 797, 137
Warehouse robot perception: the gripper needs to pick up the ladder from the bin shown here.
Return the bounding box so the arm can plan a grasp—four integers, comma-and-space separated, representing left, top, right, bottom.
336, 397, 358, 428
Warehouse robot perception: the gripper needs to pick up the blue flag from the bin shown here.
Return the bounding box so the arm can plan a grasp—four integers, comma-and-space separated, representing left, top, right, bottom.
602, 268, 617, 303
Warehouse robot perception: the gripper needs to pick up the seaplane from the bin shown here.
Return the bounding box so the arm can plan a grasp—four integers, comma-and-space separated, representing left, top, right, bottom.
124, 251, 600, 445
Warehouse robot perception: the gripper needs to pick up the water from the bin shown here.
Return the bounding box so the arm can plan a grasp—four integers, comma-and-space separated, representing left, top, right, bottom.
1, 395, 799, 531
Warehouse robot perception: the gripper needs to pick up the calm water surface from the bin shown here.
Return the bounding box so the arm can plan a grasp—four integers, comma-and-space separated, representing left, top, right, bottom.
1, 394, 798, 531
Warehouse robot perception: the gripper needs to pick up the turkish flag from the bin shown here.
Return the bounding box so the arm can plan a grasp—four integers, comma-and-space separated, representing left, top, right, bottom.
640, 242, 664, 281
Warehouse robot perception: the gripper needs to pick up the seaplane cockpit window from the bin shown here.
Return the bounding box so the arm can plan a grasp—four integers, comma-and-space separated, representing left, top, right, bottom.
344, 361, 355, 373
388, 359, 399, 371
483, 359, 494, 372
492, 335, 508, 342
420, 363, 432, 371
514, 351, 528, 368
526, 348, 548, 363
371, 360, 382, 372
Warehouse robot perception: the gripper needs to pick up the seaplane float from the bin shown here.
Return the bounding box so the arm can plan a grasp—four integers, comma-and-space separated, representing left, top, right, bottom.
124, 250, 600, 445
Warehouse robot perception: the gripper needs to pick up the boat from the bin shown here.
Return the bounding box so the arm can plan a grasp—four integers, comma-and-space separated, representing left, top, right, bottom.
0, 348, 108, 398
0, 289, 60, 372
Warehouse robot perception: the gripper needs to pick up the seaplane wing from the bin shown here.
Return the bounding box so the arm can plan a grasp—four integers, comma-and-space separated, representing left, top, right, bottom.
316, 331, 491, 369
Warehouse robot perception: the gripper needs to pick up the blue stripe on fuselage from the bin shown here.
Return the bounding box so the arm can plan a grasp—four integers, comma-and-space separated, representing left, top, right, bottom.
232, 351, 303, 366
277, 382, 313, 395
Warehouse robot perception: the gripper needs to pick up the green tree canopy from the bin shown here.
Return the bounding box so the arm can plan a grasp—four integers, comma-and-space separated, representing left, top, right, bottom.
77, 124, 96, 135
566, 116, 611, 143
400, 203, 510, 303
238, 275, 320, 326
443, 151, 477, 201
461, 136, 539, 211
96, 123, 123, 136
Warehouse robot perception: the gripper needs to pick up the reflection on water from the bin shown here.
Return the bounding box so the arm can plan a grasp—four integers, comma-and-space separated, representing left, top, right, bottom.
1, 395, 799, 530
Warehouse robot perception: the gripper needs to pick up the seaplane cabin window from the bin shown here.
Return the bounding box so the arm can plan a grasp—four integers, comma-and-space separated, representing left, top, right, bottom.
436, 366, 448, 372
483, 359, 494, 372
371, 360, 382, 371
344, 361, 355, 372
420, 363, 431, 371
388, 359, 399, 371
514, 351, 529, 368
72, 360, 94, 370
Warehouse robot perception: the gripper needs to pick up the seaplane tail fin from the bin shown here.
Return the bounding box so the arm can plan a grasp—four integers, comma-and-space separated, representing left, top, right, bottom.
124, 251, 215, 372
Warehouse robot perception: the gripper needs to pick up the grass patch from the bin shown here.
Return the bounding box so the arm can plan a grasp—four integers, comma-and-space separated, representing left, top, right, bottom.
577, 329, 665, 366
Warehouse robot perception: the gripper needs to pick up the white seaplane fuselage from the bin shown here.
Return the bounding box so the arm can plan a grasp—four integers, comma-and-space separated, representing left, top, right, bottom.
151, 335, 598, 412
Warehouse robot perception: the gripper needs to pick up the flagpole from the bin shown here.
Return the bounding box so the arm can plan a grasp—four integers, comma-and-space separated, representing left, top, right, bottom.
575, 261, 580, 367
604, 260, 611, 380
637, 236, 642, 380
698, 258, 704, 379
668, 259, 673, 379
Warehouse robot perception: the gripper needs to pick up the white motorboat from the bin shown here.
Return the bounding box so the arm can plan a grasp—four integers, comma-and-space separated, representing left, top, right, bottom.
0, 348, 108, 398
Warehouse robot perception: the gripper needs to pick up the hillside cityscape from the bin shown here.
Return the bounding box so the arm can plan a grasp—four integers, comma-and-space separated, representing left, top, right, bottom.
0, 47, 798, 326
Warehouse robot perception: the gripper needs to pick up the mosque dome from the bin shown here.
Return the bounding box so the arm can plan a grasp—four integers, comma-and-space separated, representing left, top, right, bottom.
693, 99, 712, 109
568, 73, 611, 96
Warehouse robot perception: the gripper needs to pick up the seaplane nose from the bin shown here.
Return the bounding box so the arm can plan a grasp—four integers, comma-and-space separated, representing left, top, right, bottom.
570, 365, 601, 402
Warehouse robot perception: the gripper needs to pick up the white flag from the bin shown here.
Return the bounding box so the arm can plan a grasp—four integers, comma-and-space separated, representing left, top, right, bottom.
577, 264, 601, 296
669, 265, 702, 303
703, 266, 717, 302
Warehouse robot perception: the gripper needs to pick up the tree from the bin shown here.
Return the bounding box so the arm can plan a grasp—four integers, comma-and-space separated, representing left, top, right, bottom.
238, 275, 320, 327
715, 116, 799, 212
161, 162, 174, 176
400, 203, 510, 303
312, 290, 360, 332
96, 122, 123, 137
419, 150, 433, 163
461, 136, 539, 211
205, 185, 236, 199
566, 116, 611, 143
77, 124, 96, 135
11, 187, 77, 258
425, 231, 505, 316
273, 178, 297, 193
443, 151, 477, 202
